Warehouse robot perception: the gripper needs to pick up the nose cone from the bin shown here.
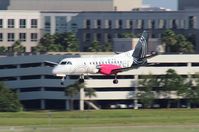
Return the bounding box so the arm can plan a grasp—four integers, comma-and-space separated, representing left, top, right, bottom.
52, 66, 59, 75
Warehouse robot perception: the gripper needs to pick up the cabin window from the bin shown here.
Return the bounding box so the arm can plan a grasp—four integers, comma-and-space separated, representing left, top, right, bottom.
60, 61, 72, 65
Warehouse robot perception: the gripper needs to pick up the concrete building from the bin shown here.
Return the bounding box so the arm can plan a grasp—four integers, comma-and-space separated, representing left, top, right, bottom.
0, 53, 199, 110
0, 0, 199, 53
76, 11, 199, 52
0, 11, 41, 52
133, 6, 172, 11
1, 10, 199, 53
0, 0, 142, 11
178, 0, 199, 10
0, 53, 80, 110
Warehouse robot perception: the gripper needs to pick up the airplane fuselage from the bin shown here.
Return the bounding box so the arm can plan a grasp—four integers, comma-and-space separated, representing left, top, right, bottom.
52, 51, 134, 76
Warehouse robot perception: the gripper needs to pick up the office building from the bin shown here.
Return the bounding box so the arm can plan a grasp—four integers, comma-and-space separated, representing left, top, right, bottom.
178, 0, 199, 10
0, 11, 41, 52
0, 0, 142, 11
1, 10, 199, 53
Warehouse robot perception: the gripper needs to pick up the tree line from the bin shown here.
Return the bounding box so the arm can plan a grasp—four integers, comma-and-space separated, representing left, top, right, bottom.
138, 69, 199, 108
1, 68, 199, 111
65, 81, 96, 110
0, 82, 22, 112
0, 29, 195, 54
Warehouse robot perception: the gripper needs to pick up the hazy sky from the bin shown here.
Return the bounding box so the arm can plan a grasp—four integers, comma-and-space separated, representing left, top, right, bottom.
143, 0, 178, 10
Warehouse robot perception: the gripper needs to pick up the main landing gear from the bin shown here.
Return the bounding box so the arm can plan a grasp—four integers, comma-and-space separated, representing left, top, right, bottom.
61, 74, 118, 85
113, 79, 118, 84
113, 74, 118, 84
79, 74, 85, 83
60, 74, 85, 85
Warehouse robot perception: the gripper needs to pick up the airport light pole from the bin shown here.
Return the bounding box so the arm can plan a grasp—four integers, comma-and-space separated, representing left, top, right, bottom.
80, 87, 85, 111
134, 75, 138, 109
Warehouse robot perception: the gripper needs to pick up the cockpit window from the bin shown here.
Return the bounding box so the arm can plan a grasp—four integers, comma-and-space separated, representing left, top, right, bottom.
60, 61, 72, 65
60, 61, 66, 65
67, 61, 72, 65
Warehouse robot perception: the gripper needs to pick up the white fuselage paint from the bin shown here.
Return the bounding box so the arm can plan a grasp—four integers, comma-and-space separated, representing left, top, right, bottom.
52, 50, 134, 76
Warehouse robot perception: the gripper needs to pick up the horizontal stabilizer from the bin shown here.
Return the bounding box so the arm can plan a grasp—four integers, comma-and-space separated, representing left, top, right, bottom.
44, 61, 58, 66
143, 51, 158, 59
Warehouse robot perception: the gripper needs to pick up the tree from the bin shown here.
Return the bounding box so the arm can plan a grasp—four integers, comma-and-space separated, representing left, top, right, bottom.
88, 41, 102, 52
177, 74, 199, 108
10, 41, 25, 53
66, 32, 79, 52
32, 43, 47, 53
175, 34, 194, 53
65, 81, 97, 110
47, 44, 63, 52
162, 30, 178, 52
121, 32, 136, 38
0, 82, 22, 112
33, 33, 63, 52
33, 32, 79, 52
138, 74, 157, 108
162, 30, 194, 53
0, 46, 7, 54
160, 69, 186, 108
102, 43, 112, 52
65, 81, 85, 110
85, 88, 96, 110
85, 88, 96, 99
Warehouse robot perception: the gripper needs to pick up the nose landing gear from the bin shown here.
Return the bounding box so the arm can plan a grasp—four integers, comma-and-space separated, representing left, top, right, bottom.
113, 79, 118, 84
79, 74, 85, 83
60, 76, 67, 85
113, 74, 118, 84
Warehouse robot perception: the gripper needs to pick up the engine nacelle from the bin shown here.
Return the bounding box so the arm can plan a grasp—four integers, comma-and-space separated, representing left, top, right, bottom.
98, 64, 122, 75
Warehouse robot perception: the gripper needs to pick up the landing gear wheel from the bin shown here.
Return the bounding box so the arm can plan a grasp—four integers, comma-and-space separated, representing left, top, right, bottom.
60, 82, 64, 85
60, 76, 67, 85
79, 78, 85, 83
79, 74, 85, 83
113, 79, 118, 84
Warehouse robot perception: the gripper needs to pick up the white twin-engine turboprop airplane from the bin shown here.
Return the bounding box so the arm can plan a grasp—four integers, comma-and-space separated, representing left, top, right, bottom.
50, 31, 157, 85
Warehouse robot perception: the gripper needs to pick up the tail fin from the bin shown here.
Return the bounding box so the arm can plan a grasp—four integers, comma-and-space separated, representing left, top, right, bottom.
132, 30, 149, 59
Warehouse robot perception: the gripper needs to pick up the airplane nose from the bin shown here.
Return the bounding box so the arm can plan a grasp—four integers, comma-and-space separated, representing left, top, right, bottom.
52, 65, 69, 75
52, 67, 58, 75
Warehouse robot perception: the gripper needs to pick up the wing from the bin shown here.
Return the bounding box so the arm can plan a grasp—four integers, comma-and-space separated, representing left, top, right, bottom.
97, 61, 158, 75
110, 62, 158, 74
97, 64, 122, 75
97, 64, 140, 75
110, 65, 140, 74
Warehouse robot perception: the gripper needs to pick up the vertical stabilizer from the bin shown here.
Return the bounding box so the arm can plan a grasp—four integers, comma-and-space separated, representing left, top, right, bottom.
132, 31, 149, 59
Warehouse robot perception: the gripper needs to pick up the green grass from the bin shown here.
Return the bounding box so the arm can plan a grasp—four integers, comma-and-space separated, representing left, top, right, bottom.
1, 126, 199, 132
0, 109, 199, 126
1, 109, 199, 132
